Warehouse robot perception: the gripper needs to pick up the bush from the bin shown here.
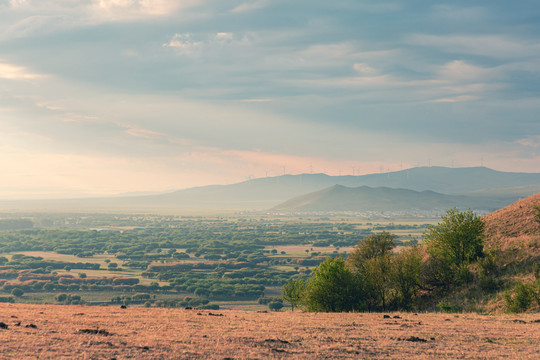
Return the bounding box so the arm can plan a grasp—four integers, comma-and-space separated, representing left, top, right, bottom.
455, 265, 474, 284
11, 288, 24, 297
438, 300, 462, 313
268, 301, 284, 312
55, 293, 68, 302
504, 282, 537, 313
479, 276, 501, 293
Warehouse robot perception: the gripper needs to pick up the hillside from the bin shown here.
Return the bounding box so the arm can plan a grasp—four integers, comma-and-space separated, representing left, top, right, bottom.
483, 192, 540, 258
438, 193, 540, 314
272, 185, 508, 213
0, 304, 538, 359
1, 166, 540, 211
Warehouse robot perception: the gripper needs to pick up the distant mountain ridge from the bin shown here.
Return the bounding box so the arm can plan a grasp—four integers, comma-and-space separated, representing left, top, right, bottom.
1, 166, 540, 212
271, 185, 510, 213
129, 166, 540, 207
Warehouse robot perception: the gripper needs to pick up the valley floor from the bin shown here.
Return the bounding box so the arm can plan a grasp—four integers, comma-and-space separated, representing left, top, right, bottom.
0, 304, 538, 359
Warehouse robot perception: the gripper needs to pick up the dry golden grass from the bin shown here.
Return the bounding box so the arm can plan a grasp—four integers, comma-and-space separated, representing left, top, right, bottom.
483, 192, 540, 254
1, 304, 539, 359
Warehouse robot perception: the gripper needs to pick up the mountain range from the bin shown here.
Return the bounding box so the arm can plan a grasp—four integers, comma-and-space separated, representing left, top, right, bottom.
2, 166, 540, 213
271, 185, 510, 213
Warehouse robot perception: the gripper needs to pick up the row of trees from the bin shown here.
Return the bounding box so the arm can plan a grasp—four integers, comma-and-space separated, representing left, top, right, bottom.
282, 209, 486, 312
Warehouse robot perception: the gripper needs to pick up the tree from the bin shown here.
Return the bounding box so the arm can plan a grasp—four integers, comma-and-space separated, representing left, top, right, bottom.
55, 293, 68, 302
303, 257, 364, 312
281, 278, 306, 311
11, 288, 24, 297
347, 232, 396, 311
391, 245, 424, 310
347, 232, 396, 270
424, 208, 484, 269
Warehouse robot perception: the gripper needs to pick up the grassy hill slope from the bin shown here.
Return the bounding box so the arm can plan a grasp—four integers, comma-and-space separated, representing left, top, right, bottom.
483, 192, 540, 256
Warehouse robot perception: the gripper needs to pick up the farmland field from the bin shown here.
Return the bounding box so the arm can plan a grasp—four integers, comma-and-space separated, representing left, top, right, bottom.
0, 303, 538, 359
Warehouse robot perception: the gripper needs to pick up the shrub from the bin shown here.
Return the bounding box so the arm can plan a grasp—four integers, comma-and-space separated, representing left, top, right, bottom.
268, 301, 284, 312
11, 288, 24, 297
504, 282, 537, 313
55, 293, 68, 302
438, 300, 462, 313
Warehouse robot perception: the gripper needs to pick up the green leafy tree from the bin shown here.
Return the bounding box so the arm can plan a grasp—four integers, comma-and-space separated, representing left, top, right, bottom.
303, 257, 364, 312
424, 208, 484, 269
391, 245, 424, 310
347, 232, 396, 311
281, 278, 306, 311
347, 231, 396, 269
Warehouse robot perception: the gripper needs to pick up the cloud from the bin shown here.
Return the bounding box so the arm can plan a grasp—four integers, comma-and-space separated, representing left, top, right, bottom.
353, 63, 377, 75
241, 98, 272, 103
0, 62, 48, 80
162, 34, 202, 54
437, 60, 494, 81
429, 95, 479, 103
516, 135, 540, 149
92, 0, 199, 19
231, 0, 268, 14
406, 34, 540, 59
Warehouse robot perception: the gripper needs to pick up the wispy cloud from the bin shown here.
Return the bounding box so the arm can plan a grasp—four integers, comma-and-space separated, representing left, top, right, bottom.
231, 0, 268, 14
162, 33, 202, 54
406, 34, 540, 59
0, 62, 48, 80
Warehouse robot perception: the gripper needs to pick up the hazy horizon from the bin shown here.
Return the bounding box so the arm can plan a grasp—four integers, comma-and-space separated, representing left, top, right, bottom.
1, 1, 540, 199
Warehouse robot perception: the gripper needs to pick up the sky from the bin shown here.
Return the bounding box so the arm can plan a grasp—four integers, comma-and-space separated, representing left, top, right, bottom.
1, 0, 540, 199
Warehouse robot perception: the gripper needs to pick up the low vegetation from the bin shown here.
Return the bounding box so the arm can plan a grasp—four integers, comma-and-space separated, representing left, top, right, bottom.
0, 303, 539, 359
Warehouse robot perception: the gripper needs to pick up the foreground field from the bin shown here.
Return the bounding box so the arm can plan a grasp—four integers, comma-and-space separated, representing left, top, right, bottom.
0, 304, 538, 359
